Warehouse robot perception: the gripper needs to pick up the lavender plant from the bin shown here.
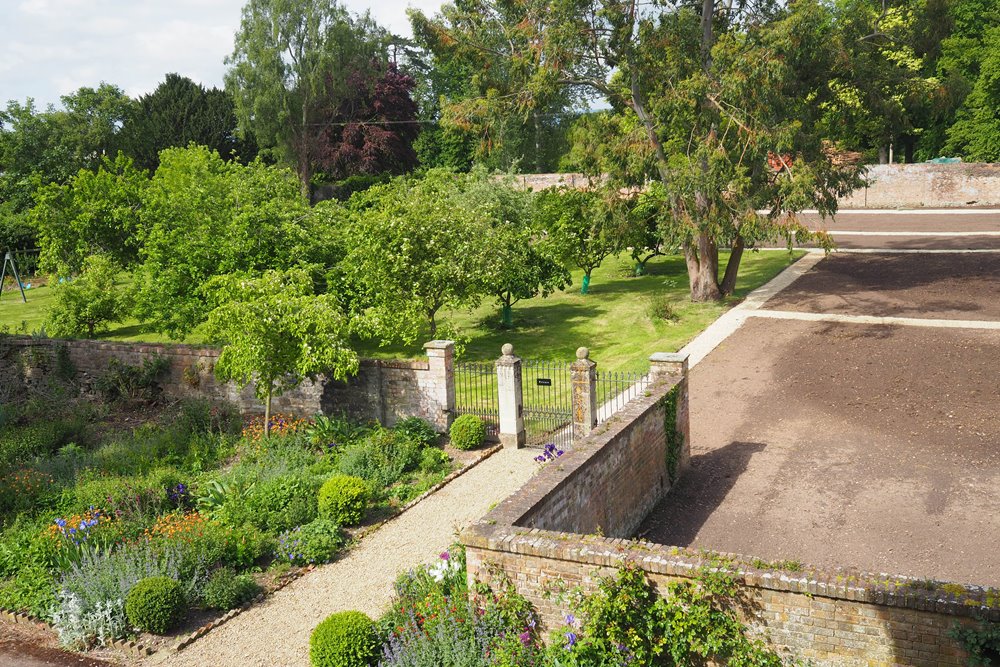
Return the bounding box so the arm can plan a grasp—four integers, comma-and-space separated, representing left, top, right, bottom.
52, 543, 202, 648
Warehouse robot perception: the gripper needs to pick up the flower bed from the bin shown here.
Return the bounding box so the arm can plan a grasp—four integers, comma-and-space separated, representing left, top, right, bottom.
0, 400, 455, 657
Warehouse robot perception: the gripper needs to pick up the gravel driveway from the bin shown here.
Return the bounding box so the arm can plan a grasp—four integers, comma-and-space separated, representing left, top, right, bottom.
151, 448, 538, 667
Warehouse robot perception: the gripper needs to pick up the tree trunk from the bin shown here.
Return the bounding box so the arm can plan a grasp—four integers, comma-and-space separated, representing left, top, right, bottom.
719, 235, 745, 296
428, 310, 437, 338
581, 271, 592, 295
263, 384, 272, 437
299, 152, 313, 202
684, 232, 721, 301
878, 145, 889, 164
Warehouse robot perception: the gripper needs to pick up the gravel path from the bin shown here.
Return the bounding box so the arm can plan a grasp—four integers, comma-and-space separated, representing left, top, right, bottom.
152, 448, 538, 667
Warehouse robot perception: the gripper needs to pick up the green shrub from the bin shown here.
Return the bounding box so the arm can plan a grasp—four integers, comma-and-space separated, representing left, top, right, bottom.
45, 255, 126, 338
393, 417, 437, 447
317, 475, 368, 526
306, 414, 371, 450
418, 447, 451, 475
337, 428, 420, 488
277, 518, 344, 566
201, 568, 262, 611
309, 611, 377, 667
95, 355, 170, 404
449, 415, 485, 451
124, 576, 185, 634
0, 421, 79, 468
174, 398, 242, 437
234, 473, 321, 533
648, 294, 679, 322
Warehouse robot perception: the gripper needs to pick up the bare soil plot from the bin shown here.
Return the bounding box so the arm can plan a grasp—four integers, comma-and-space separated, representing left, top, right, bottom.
638, 317, 1000, 587
826, 235, 1000, 250
0, 617, 113, 667
798, 211, 1000, 234
763, 252, 1000, 320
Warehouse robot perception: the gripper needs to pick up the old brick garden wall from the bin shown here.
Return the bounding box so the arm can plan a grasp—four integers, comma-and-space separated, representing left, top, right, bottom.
0, 336, 455, 430
462, 359, 994, 666
518, 164, 1000, 208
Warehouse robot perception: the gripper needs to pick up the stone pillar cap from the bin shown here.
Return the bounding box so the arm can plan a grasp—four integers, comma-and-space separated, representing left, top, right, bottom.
576, 347, 589, 360
424, 340, 456, 349
501, 343, 514, 356
649, 352, 689, 363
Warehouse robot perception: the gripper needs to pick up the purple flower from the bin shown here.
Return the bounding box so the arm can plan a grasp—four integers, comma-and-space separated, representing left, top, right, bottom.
565, 631, 578, 649
439, 551, 450, 561
519, 630, 531, 646
565, 613, 576, 626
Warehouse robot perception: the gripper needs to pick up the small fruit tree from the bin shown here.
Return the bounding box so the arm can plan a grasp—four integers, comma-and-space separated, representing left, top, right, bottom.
206, 267, 358, 434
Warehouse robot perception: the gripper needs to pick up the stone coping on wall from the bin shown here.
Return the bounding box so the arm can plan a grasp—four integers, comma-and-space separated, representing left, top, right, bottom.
463, 527, 1000, 622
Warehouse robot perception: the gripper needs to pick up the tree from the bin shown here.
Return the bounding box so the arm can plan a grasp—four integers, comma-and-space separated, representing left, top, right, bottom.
31, 154, 147, 275
55, 84, 135, 170
342, 169, 489, 342
133, 145, 335, 339
821, 0, 949, 162
461, 172, 570, 326
0, 85, 133, 219
945, 26, 1000, 160
119, 73, 257, 172
427, 0, 861, 301
408, 3, 576, 172
45, 255, 126, 338
0, 99, 75, 214
941, 0, 1000, 160
225, 0, 387, 197
535, 187, 623, 295
206, 268, 358, 434
315, 63, 420, 179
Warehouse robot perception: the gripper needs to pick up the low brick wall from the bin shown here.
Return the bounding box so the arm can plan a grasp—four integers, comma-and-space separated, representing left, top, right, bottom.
462, 366, 995, 665
0, 336, 454, 430
514, 373, 689, 538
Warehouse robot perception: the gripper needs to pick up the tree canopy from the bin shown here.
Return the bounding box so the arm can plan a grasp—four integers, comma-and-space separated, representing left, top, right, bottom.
119, 73, 257, 172
206, 267, 358, 432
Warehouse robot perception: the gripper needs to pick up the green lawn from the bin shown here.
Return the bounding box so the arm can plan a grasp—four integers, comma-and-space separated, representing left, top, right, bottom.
0, 249, 803, 371
359, 249, 804, 371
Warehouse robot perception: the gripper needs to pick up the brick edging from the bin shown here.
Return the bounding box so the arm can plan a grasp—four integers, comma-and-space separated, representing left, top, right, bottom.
0, 609, 156, 659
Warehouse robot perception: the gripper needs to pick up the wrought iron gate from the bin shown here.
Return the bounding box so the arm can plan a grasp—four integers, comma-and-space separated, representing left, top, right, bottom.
454, 361, 499, 439
454, 356, 650, 449
521, 360, 574, 449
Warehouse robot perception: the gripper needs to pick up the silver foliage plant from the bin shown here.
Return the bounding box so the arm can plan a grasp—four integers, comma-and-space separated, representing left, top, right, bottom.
51, 543, 203, 648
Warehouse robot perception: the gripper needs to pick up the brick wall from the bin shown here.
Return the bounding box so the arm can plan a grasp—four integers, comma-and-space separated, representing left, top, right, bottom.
515, 375, 689, 538
516, 165, 1000, 208
843, 163, 1000, 208
0, 336, 455, 430
462, 370, 994, 665
463, 536, 988, 666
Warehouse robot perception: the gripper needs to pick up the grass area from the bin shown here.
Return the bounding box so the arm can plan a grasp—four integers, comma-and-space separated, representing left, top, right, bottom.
0, 249, 804, 370
360, 250, 805, 371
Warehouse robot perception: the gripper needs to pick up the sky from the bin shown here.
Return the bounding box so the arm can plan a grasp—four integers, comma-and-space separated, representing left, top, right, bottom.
0, 0, 445, 109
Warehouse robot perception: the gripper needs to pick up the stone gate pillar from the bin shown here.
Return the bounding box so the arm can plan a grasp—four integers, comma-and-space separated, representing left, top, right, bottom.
424, 340, 456, 432
495, 343, 525, 449
571, 347, 597, 438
